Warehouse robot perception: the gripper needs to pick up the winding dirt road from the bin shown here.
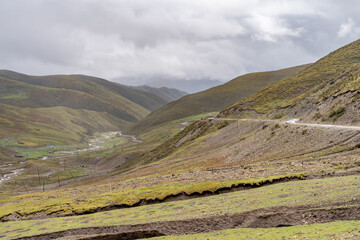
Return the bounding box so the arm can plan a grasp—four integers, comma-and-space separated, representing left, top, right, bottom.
209, 117, 360, 131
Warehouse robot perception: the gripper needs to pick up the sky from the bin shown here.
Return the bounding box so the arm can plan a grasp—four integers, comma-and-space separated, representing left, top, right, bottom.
0, 0, 359, 93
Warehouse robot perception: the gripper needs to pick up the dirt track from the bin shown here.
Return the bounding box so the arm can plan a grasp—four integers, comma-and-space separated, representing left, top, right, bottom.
16, 202, 360, 240
210, 117, 360, 131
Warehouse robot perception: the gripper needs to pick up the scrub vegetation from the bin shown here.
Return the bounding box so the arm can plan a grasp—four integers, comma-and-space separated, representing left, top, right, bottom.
0, 175, 359, 239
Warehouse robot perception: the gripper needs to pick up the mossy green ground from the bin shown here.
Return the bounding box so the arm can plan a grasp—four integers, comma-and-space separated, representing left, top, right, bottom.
0, 175, 358, 239
0, 173, 305, 219
151, 220, 360, 240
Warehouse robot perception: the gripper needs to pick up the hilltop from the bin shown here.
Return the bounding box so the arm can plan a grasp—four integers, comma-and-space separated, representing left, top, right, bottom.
0, 70, 168, 114
127, 64, 310, 135
221, 39, 360, 125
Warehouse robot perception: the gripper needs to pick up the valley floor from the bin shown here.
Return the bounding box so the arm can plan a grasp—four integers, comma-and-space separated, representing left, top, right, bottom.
1, 116, 360, 239
0, 130, 142, 197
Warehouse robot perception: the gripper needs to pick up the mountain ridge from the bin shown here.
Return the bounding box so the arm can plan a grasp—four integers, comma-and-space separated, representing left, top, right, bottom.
220, 39, 360, 125
0, 70, 173, 154
0, 70, 168, 112
132, 85, 188, 102
127, 64, 310, 135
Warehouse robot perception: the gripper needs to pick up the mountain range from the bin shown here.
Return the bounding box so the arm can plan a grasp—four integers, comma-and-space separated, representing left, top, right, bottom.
128, 64, 310, 135
0, 70, 186, 152
1, 40, 360, 239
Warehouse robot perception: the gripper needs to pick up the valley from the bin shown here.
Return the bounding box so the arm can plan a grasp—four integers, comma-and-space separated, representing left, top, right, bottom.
1, 40, 360, 239
0, 130, 141, 194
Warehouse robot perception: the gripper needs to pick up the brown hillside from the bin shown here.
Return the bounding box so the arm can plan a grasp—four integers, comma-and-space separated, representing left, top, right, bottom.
128, 64, 310, 135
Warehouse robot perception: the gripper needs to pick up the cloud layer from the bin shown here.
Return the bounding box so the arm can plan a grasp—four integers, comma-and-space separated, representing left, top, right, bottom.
0, 0, 359, 91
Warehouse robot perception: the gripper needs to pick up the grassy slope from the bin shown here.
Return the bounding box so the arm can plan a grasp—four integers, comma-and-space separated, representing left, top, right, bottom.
124, 41, 360, 179
0, 175, 358, 239
110, 117, 360, 185
222, 39, 360, 121
0, 72, 151, 122
0, 173, 305, 219
0, 70, 168, 112
153, 221, 360, 240
133, 85, 188, 102
128, 64, 309, 135
0, 104, 127, 148
136, 112, 218, 148
0, 70, 170, 156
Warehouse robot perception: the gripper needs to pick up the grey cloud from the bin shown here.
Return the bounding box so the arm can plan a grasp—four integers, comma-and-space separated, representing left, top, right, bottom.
0, 0, 359, 90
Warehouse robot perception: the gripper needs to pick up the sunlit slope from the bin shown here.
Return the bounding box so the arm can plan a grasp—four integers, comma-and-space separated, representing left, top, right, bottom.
0, 70, 169, 156
0, 70, 168, 121
0, 104, 126, 147
128, 64, 309, 135
222, 39, 360, 124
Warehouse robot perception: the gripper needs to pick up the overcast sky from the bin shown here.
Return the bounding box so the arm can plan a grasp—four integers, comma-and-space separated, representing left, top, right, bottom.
1, 0, 359, 92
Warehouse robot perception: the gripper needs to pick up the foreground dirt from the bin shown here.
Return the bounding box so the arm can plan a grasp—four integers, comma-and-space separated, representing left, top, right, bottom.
16, 201, 360, 240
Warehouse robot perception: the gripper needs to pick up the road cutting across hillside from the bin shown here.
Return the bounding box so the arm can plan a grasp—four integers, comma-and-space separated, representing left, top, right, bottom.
209, 117, 360, 131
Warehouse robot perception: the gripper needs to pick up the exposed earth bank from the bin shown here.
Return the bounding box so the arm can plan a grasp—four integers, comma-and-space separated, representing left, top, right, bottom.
16, 203, 360, 240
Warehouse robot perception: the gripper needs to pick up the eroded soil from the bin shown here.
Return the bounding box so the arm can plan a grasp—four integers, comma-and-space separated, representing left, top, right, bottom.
16, 202, 360, 240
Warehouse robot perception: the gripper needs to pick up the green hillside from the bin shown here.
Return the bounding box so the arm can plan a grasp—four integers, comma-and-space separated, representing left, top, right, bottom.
222, 39, 360, 124
133, 85, 188, 102
128, 64, 309, 135
0, 104, 126, 146
0, 70, 171, 161
0, 70, 167, 114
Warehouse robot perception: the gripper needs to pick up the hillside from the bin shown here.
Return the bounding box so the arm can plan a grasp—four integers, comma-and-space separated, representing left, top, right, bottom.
133, 85, 188, 102
0, 104, 126, 146
0, 70, 171, 162
1, 41, 360, 239
125, 40, 360, 173
0, 70, 167, 113
127, 64, 310, 135
221, 39, 360, 125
